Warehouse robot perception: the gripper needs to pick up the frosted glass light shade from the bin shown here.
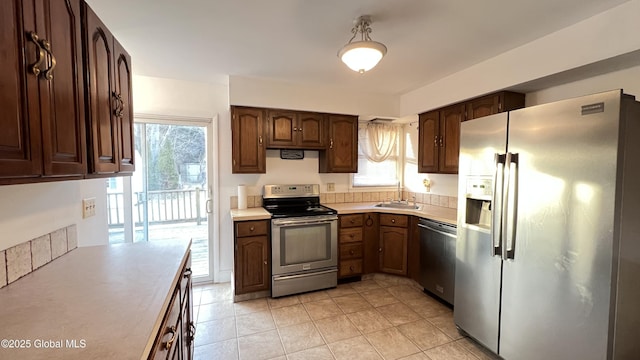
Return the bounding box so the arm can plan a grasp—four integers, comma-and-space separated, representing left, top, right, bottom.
339, 41, 387, 74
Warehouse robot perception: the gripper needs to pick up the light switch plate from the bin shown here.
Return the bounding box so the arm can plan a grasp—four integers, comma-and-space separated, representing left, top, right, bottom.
327, 183, 335, 192
82, 197, 96, 218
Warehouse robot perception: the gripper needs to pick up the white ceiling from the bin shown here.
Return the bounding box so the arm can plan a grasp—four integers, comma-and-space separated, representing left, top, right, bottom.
85, 0, 629, 96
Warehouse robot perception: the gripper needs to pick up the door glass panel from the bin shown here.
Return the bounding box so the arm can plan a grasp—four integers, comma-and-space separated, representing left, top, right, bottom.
107, 122, 211, 278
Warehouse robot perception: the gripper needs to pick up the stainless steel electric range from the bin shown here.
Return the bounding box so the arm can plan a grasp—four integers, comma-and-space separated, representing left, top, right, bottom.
263, 184, 338, 297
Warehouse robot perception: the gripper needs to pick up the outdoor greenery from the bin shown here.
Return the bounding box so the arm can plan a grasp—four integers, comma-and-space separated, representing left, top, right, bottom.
136, 124, 206, 191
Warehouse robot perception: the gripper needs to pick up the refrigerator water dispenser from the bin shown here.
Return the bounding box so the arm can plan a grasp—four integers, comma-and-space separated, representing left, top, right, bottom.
464, 177, 493, 229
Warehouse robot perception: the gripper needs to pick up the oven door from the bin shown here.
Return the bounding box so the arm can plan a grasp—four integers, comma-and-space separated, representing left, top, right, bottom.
271, 215, 338, 276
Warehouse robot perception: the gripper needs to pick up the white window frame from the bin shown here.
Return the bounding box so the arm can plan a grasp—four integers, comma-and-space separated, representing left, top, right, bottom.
350, 123, 405, 191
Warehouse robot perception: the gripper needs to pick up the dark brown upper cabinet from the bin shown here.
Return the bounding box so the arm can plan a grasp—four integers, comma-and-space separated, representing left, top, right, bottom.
84, 3, 134, 175
319, 114, 358, 173
418, 91, 524, 174
231, 106, 266, 174
266, 110, 325, 149
0, 0, 86, 183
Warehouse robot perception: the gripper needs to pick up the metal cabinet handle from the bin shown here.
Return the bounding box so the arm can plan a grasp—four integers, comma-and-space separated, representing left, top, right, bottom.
349, 265, 354, 271
263, 260, 268, 265
249, 226, 255, 231
439, 136, 444, 147
350, 219, 355, 224
349, 250, 354, 255
27, 31, 46, 76
163, 325, 177, 350
378, 248, 382, 253
433, 136, 438, 146
365, 216, 373, 227
391, 219, 396, 224
259, 136, 263, 146
40, 38, 56, 80
112, 92, 124, 117
329, 138, 333, 149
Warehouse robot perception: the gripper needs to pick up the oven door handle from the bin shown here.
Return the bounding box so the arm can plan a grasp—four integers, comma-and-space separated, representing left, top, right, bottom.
273, 268, 338, 281
272, 217, 337, 227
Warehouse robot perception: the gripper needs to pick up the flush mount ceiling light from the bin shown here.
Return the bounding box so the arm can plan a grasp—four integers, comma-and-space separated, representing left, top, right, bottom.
338, 15, 387, 74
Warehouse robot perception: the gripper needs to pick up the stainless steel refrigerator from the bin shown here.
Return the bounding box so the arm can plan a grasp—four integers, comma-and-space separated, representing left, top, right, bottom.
455, 89, 640, 360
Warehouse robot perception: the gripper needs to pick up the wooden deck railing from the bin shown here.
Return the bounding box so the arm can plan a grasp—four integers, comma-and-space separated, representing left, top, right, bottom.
107, 188, 207, 227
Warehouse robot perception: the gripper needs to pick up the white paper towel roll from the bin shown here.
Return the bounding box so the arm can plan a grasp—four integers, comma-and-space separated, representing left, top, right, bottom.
237, 185, 247, 210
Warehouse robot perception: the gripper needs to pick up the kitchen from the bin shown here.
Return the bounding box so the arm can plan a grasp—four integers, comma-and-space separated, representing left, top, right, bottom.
1, 0, 640, 359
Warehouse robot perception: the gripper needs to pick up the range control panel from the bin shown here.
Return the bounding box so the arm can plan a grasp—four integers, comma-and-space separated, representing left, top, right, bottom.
263, 184, 320, 198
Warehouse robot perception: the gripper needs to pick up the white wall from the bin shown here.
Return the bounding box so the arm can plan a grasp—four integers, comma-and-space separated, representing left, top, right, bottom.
229, 75, 400, 118
400, 0, 640, 116
0, 178, 108, 252
526, 65, 640, 106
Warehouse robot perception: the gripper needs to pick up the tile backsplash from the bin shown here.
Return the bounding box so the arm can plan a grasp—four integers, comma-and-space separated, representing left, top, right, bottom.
231, 191, 457, 210
1, 225, 77, 289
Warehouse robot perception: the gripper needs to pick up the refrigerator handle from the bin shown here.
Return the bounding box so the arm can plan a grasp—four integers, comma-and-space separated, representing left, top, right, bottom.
503, 152, 519, 260
491, 153, 506, 257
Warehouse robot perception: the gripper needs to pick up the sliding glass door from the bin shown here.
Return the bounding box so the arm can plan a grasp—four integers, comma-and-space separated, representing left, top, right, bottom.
108, 117, 215, 281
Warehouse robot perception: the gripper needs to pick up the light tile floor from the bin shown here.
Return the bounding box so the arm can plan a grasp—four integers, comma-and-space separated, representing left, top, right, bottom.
192, 274, 499, 360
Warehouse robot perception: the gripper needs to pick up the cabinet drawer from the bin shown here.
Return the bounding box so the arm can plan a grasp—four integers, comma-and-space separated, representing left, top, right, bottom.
340, 243, 363, 260
236, 220, 268, 237
340, 214, 363, 228
339, 259, 363, 277
379, 214, 408, 227
340, 228, 363, 243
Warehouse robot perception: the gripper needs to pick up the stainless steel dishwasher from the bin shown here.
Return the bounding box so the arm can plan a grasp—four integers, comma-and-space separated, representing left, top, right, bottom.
418, 218, 457, 305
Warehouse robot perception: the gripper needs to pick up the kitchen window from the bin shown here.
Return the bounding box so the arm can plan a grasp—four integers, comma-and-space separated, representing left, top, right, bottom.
352, 122, 402, 188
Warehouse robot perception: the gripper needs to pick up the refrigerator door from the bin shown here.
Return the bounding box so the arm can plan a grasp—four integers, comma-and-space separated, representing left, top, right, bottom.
499, 90, 621, 360
455, 112, 507, 353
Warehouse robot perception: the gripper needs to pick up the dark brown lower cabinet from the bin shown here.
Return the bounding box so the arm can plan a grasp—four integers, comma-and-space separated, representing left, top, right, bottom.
378, 214, 409, 276
151, 251, 193, 360
234, 220, 270, 294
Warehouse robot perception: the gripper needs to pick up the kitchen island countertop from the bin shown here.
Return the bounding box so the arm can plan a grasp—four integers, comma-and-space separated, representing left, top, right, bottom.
0, 240, 191, 360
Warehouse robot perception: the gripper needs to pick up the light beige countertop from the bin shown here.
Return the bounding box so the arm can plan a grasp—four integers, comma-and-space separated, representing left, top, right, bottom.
230, 202, 456, 225
230, 207, 271, 221
0, 240, 191, 360
328, 202, 457, 225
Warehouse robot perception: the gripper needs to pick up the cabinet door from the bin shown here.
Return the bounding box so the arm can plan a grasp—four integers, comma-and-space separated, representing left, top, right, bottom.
235, 236, 270, 294
418, 110, 439, 173
0, 0, 42, 178
379, 226, 408, 275
39, 0, 86, 176
266, 110, 296, 148
466, 94, 500, 121
319, 115, 357, 173
113, 39, 134, 173
231, 107, 266, 173
298, 112, 325, 148
363, 213, 379, 274
85, 4, 119, 173
439, 104, 464, 174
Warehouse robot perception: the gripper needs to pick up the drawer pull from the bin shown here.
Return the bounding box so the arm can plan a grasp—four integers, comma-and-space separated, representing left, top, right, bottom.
349, 265, 354, 271
391, 219, 396, 224
350, 219, 355, 224
250, 226, 255, 231
263, 260, 268, 265
379, 248, 383, 253
349, 250, 354, 255
164, 325, 177, 350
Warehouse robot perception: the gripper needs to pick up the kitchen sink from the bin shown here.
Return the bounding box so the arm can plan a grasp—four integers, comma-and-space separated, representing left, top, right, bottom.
375, 202, 421, 210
